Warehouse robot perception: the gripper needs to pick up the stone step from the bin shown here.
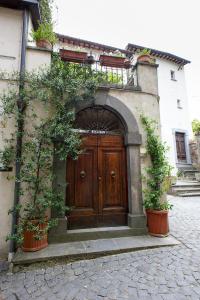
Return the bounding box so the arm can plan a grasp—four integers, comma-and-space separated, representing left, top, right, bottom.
177, 192, 200, 197
173, 183, 200, 188
173, 187, 200, 192
13, 235, 180, 265
49, 226, 147, 244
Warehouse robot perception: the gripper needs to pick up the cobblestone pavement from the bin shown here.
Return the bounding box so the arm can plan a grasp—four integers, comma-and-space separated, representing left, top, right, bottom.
1, 196, 200, 300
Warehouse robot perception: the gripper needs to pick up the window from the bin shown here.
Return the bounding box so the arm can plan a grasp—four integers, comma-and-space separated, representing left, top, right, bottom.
170, 70, 176, 81
177, 99, 182, 109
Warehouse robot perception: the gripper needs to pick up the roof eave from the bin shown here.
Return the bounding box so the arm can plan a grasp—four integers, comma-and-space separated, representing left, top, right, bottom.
126, 43, 190, 65
57, 33, 132, 55
0, 0, 40, 30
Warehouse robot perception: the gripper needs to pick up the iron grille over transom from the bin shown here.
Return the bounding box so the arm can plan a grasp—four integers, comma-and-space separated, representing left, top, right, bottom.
75, 106, 125, 135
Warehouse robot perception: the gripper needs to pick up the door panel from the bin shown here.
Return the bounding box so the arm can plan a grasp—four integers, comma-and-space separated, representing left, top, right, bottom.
66, 135, 127, 228
66, 137, 98, 228
98, 138, 127, 226
176, 132, 186, 162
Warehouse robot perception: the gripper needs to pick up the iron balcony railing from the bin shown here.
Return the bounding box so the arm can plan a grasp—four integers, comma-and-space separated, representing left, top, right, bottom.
91, 61, 138, 89
62, 59, 138, 89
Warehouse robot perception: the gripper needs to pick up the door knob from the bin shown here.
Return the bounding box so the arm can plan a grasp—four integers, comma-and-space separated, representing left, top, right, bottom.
98, 176, 102, 181
80, 170, 86, 178
111, 171, 116, 178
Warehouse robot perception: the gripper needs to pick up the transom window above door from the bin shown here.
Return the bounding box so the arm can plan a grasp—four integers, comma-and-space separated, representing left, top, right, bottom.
75, 106, 125, 135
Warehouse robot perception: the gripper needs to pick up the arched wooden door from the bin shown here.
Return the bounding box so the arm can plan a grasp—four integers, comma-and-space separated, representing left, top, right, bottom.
66, 107, 128, 229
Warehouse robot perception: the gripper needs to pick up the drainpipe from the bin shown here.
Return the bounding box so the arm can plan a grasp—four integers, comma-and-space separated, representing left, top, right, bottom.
8, 8, 29, 262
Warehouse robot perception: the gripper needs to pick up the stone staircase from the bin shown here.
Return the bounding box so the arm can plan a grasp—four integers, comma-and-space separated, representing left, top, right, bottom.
178, 166, 200, 181
170, 180, 200, 197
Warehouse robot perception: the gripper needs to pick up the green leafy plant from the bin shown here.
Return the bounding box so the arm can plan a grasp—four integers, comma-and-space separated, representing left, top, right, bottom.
138, 48, 151, 56
31, 23, 57, 45
141, 115, 172, 210
0, 144, 15, 169
192, 119, 200, 135
39, 0, 54, 24
1, 55, 103, 245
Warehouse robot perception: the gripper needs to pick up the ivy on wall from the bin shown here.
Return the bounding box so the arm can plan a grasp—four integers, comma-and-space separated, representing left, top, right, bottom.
141, 115, 172, 210
0, 56, 103, 244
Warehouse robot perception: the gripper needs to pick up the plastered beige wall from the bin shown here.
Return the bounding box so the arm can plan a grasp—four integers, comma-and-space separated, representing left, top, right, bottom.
0, 7, 23, 257
108, 86, 160, 177
0, 7, 51, 256
0, 7, 23, 73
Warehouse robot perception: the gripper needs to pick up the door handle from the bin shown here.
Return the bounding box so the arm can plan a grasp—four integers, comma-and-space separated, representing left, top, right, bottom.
111, 171, 116, 178
80, 170, 86, 178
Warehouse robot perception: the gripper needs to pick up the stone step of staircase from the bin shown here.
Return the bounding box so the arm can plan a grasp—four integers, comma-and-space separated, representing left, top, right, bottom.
170, 180, 200, 197
49, 226, 147, 244
182, 170, 200, 180
173, 187, 200, 192
13, 235, 180, 265
177, 192, 200, 197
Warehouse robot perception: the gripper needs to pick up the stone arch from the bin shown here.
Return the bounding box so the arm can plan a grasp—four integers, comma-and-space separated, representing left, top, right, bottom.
75, 92, 142, 146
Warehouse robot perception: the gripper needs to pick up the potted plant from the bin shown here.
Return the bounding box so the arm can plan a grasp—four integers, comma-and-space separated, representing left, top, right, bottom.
7, 190, 70, 252
31, 23, 57, 50
137, 48, 154, 64
99, 50, 131, 69
60, 49, 88, 63
141, 115, 173, 237
6, 123, 71, 252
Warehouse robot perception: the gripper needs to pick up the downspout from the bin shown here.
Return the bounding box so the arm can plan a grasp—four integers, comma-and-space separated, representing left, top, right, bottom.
8, 8, 29, 262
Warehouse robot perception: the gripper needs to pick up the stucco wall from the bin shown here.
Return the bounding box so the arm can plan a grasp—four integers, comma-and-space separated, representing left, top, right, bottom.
0, 7, 23, 258
132, 54, 191, 175
157, 58, 192, 174
0, 7, 52, 257
0, 7, 23, 73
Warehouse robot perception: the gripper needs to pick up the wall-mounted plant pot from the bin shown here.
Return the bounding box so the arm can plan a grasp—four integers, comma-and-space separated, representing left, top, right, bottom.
60, 49, 88, 63
146, 209, 169, 237
86, 55, 95, 65
36, 39, 52, 50
99, 55, 131, 68
137, 54, 153, 64
22, 218, 48, 252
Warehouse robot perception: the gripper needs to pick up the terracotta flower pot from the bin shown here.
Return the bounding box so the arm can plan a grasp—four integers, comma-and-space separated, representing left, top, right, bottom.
22, 218, 48, 252
146, 209, 169, 237
137, 54, 152, 64
60, 49, 88, 63
99, 55, 131, 68
36, 39, 52, 50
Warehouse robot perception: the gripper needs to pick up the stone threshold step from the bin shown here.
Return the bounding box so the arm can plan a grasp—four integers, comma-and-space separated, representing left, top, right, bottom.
49, 226, 147, 243
13, 235, 180, 265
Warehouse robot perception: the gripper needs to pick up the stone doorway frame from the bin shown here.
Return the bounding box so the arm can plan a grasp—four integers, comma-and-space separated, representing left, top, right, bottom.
52, 92, 146, 233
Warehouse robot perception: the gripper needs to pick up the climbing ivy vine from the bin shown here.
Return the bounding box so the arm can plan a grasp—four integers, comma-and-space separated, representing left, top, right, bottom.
0, 55, 103, 244
141, 115, 173, 210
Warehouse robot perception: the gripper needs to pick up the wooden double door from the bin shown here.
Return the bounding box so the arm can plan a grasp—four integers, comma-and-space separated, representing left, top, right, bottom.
66, 134, 128, 229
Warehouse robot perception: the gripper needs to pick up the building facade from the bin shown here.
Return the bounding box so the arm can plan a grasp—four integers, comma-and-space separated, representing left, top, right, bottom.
127, 44, 192, 175
0, 1, 191, 257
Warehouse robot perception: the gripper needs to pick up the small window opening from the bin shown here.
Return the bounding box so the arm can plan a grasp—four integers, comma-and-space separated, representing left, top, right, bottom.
177, 99, 182, 109
170, 70, 176, 80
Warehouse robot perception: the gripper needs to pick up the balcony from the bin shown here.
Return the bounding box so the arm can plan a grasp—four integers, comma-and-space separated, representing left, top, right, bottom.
59, 49, 139, 89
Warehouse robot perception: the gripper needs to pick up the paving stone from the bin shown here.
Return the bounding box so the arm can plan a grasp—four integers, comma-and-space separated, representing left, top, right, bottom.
2, 196, 200, 299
